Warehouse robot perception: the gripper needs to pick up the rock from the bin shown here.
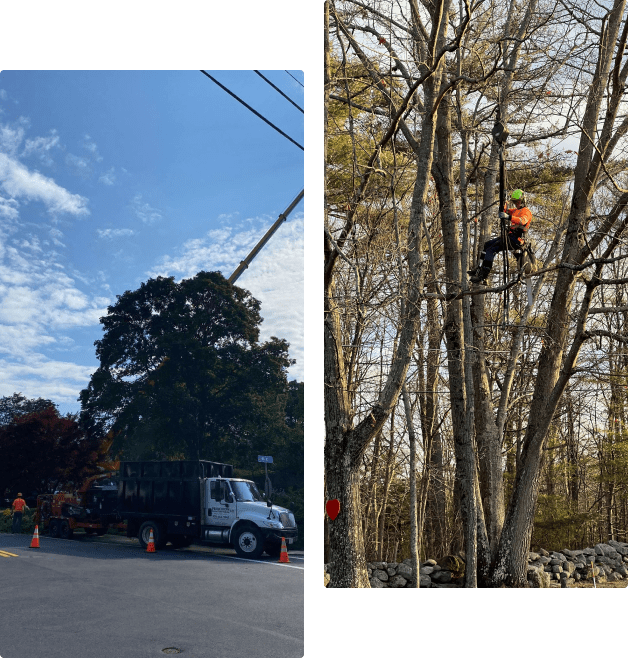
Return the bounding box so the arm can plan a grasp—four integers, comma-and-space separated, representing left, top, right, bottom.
437, 555, 465, 578
552, 565, 563, 573
528, 567, 550, 588
431, 570, 452, 584
389, 575, 408, 588
371, 562, 386, 570
370, 577, 386, 588
386, 567, 397, 577
396, 562, 413, 580
608, 541, 628, 556
419, 574, 432, 588
529, 552, 540, 561
420, 566, 434, 575
615, 564, 628, 577
549, 558, 563, 566
324, 571, 330, 587
372, 569, 389, 582
431, 582, 459, 588
607, 572, 623, 582
539, 548, 550, 557
423, 559, 437, 566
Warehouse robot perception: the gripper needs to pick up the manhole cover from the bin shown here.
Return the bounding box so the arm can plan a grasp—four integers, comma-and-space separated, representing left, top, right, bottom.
162, 649, 182, 654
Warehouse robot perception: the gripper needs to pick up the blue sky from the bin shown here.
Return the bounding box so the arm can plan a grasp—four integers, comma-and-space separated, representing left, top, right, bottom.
0, 70, 304, 414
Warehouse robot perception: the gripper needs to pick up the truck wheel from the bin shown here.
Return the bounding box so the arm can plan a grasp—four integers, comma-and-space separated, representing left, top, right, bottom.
49, 520, 60, 538
60, 520, 73, 539
233, 526, 264, 559
138, 521, 162, 549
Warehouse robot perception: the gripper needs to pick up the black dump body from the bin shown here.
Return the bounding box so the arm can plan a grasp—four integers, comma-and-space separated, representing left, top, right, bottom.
118, 460, 233, 538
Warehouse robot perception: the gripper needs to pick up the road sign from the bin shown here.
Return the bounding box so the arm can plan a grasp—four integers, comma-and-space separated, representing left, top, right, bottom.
258, 456, 273, 463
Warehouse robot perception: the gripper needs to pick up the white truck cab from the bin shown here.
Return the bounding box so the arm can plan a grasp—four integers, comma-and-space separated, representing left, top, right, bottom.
202, 477, 297, 558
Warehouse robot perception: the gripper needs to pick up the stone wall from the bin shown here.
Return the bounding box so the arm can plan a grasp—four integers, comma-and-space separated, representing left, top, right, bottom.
323, 540, 628, 588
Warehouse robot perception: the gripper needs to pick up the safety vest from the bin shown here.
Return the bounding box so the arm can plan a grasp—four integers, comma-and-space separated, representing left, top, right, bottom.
12, 498, 27, 512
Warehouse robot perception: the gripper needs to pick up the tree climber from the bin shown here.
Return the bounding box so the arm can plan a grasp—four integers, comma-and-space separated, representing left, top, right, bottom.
468, 189, 532, 284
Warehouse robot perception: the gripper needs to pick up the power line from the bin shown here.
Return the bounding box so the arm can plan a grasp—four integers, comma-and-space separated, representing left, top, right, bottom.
254, 70, 304, 114
285, 70, 304, 88
200, 71, 304, 151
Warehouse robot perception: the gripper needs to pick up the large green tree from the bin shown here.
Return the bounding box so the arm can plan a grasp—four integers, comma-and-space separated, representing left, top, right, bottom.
79, 271, 295, 465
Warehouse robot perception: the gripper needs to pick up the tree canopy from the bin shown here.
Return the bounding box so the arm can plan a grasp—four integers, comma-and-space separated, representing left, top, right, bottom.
0, 404, 107, 499
79, 271, 297, 468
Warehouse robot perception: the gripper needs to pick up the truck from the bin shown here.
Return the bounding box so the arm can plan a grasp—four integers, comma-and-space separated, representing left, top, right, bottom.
36, 460, 298, 560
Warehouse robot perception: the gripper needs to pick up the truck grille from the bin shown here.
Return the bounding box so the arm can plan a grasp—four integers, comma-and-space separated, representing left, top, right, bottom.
279, 512, 296, 528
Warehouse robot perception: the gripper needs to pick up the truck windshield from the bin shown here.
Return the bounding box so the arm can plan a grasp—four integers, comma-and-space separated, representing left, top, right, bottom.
230, 480, 263, 502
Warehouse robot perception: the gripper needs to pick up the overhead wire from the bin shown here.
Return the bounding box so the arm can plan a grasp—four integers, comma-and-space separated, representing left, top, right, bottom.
200, 70, 304, 151
285, 70, 304, 88
254, 70, 304, 113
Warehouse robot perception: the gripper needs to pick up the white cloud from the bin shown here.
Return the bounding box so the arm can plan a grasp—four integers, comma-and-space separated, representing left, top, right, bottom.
0, 353, 96, 405
0, 194, 19, 220
97, 227, 135, 239
0, 123, 26, 156
83, 134, 103, 162
99, 166, 116, 185
132, 193, 162, 224
21, 130, 61, 165
49, 227, 65, 247
0, 153, 89, 216
147, 214, 304, 381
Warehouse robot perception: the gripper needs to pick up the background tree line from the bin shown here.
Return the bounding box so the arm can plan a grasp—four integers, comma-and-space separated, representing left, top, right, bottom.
2, 271, 303, 540
324, 0, 628, 586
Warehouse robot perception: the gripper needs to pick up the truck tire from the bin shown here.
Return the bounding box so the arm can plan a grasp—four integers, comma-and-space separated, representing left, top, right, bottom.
138, 521, 163, 549
49, 519, 60, 538
60, 520, 73, 539
233, 525, 264, 559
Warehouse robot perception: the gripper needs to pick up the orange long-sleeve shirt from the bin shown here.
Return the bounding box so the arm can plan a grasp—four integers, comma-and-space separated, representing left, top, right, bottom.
506, 206, 532, 232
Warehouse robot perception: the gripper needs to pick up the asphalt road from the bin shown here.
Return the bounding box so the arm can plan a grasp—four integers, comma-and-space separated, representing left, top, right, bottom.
0, 532, 303, 658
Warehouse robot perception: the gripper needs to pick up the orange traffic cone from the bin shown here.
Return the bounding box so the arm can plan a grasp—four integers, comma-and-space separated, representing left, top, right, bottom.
146, 528, 156, 553
30, 525, 40, 548
278, 536, 290, 563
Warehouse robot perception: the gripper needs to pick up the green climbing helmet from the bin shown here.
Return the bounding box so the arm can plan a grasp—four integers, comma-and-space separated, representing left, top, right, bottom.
511, 189, 526, 205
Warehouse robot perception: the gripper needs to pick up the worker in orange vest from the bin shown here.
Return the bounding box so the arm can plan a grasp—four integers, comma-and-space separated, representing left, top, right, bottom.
12, 493, 29, 533
469, 189, 533, 284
